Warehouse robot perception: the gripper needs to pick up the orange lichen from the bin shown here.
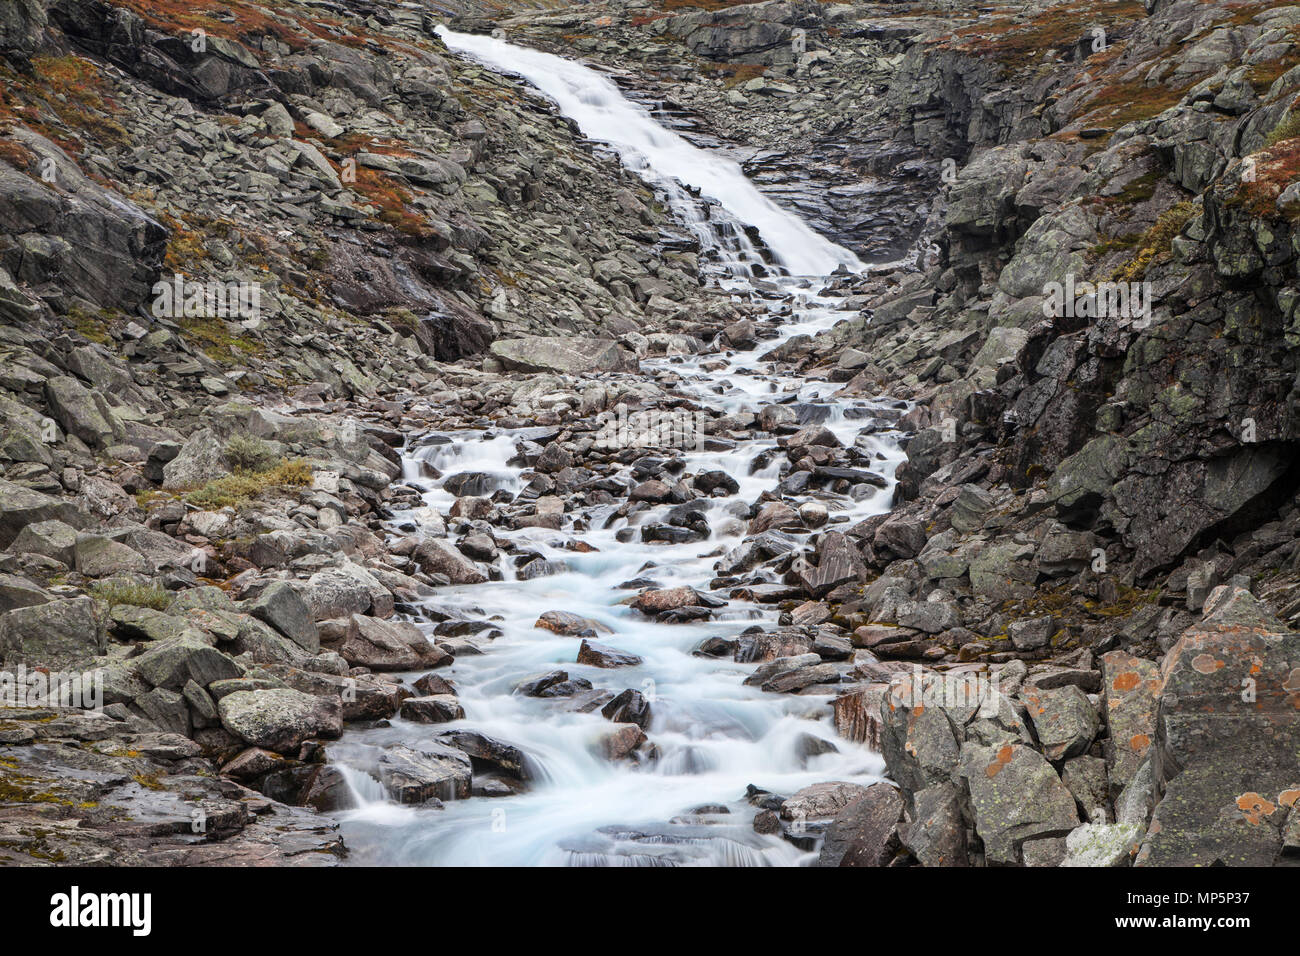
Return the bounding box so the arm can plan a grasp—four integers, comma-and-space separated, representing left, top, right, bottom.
1236, 792, 1275, 825
1112, 671, 1141, 692
986, 744, 1014, 778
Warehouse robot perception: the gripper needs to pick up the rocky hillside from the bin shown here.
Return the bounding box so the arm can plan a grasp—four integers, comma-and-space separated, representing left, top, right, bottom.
1, 0, 1298, 867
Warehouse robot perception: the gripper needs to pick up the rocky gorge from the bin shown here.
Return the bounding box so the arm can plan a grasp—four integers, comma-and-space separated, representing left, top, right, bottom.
0, 0, 1298, 869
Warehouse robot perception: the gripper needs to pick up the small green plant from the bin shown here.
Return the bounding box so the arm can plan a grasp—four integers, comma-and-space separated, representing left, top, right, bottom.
1265, 110, 1300, 149
91, 580, 172, 611
224, 434, 276, 473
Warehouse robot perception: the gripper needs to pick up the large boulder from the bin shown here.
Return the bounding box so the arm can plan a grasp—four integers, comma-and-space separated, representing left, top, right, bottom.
959, 742, 1080, 865
815, 782, 904, 867
1137, 587, 1300, 866
217, 688, 343, 754
376, 742, 472, 803
244, 582, 319, 653
44, 376, 119, 449
0, 479, 82, 549
0, 129, 166, 309
162, 428, 229, 490
0, 596, 106, 668
489, 335, 636, 375
334, 614, 447, 671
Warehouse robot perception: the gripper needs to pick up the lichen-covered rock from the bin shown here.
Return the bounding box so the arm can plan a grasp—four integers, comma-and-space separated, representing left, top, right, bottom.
1137, 587, 1300, 866
217, 688, 342, 754
959, 742, 1080, 865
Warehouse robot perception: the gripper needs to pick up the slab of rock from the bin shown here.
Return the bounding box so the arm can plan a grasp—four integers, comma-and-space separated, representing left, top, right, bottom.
337, 614, 447, 671
0, 479, 82, 549
0, 596, 106, 668
901, 783, 969, 867
1137, 587, 1300, 866
133, 635, 242, 690
489, 335, 635, 374
244, 581, 319, 653
797, 531, 868, 598
1099, 648, 1160, 796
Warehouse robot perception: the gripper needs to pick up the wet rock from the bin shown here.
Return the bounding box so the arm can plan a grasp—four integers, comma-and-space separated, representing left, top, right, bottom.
437, 729, 530, 780
399, 694, 465, 723
576, 639, 643, 669
598, 723, 648, 761
632, 586, 701, 615
514, 669, 590, 698
601, 688, 652, 729
535, 610, 611, 637
377, 742, 472, 804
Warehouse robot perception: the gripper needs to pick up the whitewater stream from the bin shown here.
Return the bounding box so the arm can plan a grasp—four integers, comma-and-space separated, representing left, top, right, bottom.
331, 28, 907, 866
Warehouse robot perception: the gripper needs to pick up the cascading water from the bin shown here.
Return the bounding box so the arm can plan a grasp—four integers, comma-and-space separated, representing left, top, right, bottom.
332, 29, 907, 866
434, 27, 863, 278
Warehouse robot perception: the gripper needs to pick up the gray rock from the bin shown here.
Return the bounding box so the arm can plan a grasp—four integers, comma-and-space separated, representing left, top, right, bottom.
217, 688, 342, 754
959, 742, 1080, 865
377, 742, 471, 803
0, 596, 106, 668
